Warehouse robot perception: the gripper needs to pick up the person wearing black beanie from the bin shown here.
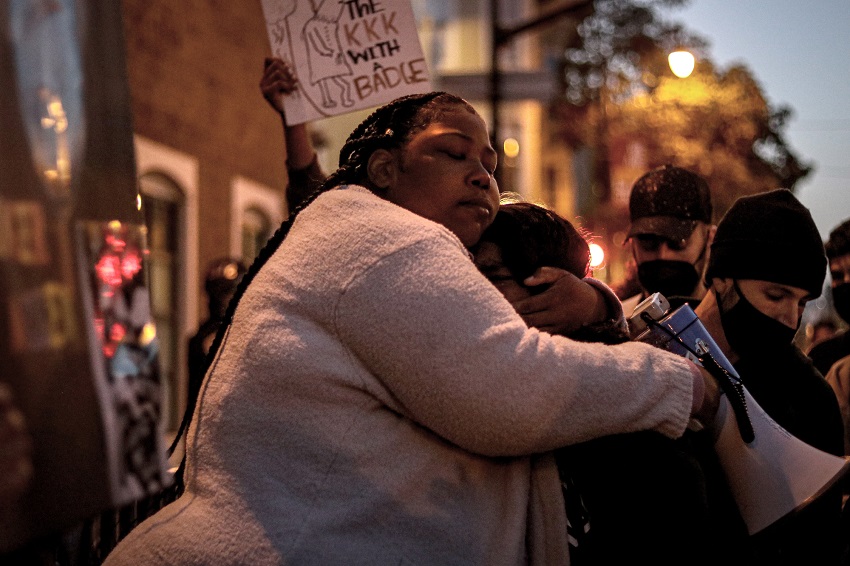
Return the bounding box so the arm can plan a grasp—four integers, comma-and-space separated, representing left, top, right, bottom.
704, 188, 826, 299
695, 188, 844, 566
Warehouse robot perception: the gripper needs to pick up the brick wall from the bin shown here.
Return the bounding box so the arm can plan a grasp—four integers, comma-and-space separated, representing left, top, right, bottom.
122, 0, 288, 316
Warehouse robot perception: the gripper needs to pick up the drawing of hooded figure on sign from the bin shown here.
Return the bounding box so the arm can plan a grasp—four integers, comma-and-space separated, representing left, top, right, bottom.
264, 0, 298, 67
302, 0, 353, 109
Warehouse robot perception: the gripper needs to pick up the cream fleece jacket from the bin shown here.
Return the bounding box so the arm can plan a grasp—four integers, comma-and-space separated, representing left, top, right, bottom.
105, 185, 696, 566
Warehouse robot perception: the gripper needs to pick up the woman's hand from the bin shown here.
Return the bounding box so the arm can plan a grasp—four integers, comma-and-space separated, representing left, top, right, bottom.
692, 365, 722, 429
261, 57, 299, 116
510, 267, 608, 335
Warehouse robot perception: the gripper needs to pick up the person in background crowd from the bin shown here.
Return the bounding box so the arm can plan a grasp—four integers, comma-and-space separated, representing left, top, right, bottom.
186, 257, 247, 408
807, 318, 842, 355
620, 165, 716, 321
694, 188, 844, 566
826, 354, 850, 460
810, 217, 850, 376
103, 91, 718, 566
474, 200, 744, 566
816, 219, 850, 566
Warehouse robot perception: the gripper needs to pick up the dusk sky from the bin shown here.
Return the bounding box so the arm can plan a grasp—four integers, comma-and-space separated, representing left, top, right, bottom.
671, 0, 850, 240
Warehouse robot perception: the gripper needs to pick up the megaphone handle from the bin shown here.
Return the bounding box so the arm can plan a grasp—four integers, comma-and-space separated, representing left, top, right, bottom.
699, 353, 755, 443
636, 311, 755, 443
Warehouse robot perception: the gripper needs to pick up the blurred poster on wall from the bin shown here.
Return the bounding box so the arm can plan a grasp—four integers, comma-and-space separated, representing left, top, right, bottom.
260, 0, 432, 125
0, 0, 171, 553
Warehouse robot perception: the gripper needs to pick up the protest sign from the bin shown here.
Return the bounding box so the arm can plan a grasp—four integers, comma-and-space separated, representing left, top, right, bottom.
260, 0, 432, 124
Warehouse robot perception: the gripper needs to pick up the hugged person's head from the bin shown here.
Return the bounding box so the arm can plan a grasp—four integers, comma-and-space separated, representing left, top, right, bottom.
474, 201, 590, 302
473, 200, 629, 344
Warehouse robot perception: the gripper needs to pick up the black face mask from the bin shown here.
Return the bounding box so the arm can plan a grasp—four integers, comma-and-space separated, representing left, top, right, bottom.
832, 283, 850, 323
719, 281, 798, 357
637, 260, 700, 299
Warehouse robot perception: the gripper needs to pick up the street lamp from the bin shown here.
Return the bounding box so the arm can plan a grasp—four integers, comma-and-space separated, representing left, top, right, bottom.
668, 50, 695, 78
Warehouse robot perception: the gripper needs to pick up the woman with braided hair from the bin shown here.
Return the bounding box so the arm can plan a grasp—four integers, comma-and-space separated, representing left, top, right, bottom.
105, 92, 719, 565
259, 57, 603, 337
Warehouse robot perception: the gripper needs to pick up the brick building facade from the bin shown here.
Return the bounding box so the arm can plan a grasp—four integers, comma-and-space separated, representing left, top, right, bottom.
122, 0, 292, 431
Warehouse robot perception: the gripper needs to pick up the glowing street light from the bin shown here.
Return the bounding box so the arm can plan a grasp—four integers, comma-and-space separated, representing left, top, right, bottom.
589, 242, 606, 269
503, 137, 520, 158
668, 50, 695, 78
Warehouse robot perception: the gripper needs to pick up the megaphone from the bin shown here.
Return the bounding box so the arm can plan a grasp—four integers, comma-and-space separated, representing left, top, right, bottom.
630, 293, 850, 535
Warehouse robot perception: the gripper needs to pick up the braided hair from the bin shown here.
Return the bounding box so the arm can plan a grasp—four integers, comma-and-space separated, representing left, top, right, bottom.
168, 91, 477, 489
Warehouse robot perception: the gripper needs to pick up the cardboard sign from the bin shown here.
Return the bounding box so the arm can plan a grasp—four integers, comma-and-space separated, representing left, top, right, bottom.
261, 0, 432, 124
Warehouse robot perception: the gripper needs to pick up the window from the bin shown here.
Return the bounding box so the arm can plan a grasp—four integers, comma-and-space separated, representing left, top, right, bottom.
230, 176, 282, 266
241, 206, 272, 263
138, 172, 184, 431
133, 136, 198, 450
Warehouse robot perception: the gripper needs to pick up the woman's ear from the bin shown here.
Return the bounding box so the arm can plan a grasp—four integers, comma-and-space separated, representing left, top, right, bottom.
366, 149, 398, 191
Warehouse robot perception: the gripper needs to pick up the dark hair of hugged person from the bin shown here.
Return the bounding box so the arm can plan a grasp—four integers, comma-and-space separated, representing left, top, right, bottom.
477, 200, 590, 283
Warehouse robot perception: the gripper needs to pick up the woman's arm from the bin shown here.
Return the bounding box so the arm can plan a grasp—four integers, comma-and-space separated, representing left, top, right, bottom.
335, 230, 699, 456
260, 57, 327, 210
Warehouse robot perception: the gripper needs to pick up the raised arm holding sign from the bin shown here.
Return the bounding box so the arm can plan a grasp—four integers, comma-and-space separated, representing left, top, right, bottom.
260, 0, 432, 124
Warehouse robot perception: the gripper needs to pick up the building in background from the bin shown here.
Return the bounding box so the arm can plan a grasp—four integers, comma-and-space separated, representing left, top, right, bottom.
122, 0, 287, 436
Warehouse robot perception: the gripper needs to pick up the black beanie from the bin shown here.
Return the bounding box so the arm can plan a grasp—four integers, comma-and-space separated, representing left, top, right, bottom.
706, 189, 826, 298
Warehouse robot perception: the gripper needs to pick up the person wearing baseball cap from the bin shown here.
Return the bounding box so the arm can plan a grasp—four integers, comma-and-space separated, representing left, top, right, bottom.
694, 188, 843, 566
621, 164, 716, 317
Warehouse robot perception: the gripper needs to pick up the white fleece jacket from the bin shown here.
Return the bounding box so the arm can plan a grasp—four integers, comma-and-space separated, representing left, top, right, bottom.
105, 185, 696, 566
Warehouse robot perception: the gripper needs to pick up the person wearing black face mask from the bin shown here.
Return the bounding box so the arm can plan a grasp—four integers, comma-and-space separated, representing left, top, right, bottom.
810, 217, 850, 377
810, 218, 850, 561
694, 189, 844, 566
619, 165, 716, 326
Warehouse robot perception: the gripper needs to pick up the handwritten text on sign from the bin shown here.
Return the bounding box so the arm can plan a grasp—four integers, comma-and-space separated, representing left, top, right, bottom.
261, 0, 432, 125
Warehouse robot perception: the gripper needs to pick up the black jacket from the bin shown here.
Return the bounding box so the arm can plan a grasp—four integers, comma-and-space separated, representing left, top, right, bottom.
737, 344, 845, 566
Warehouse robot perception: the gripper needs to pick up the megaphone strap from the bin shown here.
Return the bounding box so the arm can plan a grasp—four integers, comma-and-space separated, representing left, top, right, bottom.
699, 353, 755, 443
640, 312, 755, 443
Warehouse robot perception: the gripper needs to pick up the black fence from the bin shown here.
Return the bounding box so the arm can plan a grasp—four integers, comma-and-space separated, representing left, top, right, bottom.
2, 485, 180, 566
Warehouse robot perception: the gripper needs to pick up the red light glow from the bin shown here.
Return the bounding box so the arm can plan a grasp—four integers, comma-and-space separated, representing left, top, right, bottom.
121, 250, 142, 280
110, 322, 127, 343
96, 253, 123, 287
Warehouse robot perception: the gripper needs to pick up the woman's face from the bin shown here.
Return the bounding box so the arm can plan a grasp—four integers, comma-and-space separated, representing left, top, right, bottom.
379, 106, 499, 248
